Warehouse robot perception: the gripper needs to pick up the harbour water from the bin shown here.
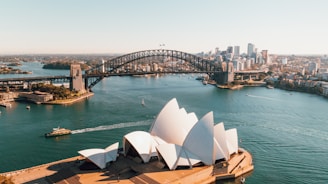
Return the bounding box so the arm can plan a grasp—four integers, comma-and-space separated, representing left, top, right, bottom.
0, 62, 328, 183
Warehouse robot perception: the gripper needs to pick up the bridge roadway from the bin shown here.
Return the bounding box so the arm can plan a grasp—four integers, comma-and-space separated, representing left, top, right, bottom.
0, 71, 215, 82
0, 71, 216, 88
0, 70, 264, 89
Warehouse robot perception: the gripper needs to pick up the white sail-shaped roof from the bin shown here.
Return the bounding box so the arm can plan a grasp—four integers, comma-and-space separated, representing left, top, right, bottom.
78, 142, 119, 169
78, 149, 106, 169
156, 143, 201, 170
149, 98, 180, 134
213, 123, 230, 160
156, 144, 181, 170
226, 128, 239, 155
79, 98, 242, 171
183, 111, 214, 165
176, 146, 201, 167
149, 98, 198, 146
104, 142, 119, 163
123, 131, 158, 163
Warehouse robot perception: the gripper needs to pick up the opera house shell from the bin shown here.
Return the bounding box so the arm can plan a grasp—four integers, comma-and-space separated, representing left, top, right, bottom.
78, 98, 254, 182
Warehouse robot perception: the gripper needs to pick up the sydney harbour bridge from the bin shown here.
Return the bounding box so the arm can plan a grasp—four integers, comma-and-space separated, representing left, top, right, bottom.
0, 49, 236, 91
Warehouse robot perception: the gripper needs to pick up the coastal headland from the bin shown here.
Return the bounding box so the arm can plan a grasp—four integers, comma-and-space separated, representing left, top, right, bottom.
43, 92, 94, 105
0, 91, 94, 107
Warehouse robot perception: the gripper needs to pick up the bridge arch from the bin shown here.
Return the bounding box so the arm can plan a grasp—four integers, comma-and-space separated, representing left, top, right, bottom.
84, 49, 222, 89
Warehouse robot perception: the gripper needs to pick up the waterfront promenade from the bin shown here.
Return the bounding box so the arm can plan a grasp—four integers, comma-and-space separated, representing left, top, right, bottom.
1, 150, 253, 184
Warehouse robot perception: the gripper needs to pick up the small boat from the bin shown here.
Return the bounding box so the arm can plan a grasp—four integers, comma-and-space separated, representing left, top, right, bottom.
266, 85, 274, 89
141, 98, 145, 106
45, 127, 71, 137
26, 105, 30, 110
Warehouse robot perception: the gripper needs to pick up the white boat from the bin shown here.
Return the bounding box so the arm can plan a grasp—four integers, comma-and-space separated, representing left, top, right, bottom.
266, 85, 274, 89
141, 98, 145, 106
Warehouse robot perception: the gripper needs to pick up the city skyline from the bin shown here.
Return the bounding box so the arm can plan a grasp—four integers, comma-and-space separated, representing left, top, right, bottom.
1, 0, 328, 55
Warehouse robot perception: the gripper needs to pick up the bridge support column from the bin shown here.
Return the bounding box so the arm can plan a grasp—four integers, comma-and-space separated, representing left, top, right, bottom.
214, 71, 234, 85
214, 62, 234, 85
70, 64, 85, 92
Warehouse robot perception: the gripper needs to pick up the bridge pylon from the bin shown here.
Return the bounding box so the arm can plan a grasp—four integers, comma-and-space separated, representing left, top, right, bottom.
70, 64, 85, 92
213, 61, 234, 85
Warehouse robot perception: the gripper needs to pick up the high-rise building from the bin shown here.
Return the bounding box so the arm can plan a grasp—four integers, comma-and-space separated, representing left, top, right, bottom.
227, 46, 233, 54
308, 62, 318, 75
234, 46, 240, 58
215, 47, 220, 56
282, 58, 288, 65
261, 50, 269, 64
247, 43, 255, 57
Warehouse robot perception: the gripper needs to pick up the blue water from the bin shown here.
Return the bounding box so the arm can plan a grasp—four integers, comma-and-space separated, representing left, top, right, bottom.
0, 62, 328, 183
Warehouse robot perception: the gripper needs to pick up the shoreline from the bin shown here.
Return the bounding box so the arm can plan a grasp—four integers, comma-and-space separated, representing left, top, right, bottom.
42, 92, 94, 105
0, 91, 94, 107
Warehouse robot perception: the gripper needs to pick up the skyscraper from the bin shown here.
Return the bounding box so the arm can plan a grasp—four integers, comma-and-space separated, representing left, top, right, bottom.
227, 46, 233, 54
261, 50, 269, 64
234, 46, 240, 58
247, 43, 255, 58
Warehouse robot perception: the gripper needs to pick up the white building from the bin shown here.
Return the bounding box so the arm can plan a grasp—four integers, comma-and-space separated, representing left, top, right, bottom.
308, 62, 318, 75
78, 98, 240, 170
282, 58, 288, 65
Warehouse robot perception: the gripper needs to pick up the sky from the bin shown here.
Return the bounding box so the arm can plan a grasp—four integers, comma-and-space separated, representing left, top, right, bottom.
1, 0, 328, 55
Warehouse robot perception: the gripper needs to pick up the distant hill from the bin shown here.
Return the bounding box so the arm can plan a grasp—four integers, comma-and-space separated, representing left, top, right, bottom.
43, 62, 89, 70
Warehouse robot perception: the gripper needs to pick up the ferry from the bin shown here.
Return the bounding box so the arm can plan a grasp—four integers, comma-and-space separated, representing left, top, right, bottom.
45, 127, 71, 137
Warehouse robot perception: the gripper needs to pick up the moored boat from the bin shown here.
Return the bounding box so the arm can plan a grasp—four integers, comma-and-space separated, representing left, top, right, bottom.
266, 85, 274, 89
45, 127, 71, 137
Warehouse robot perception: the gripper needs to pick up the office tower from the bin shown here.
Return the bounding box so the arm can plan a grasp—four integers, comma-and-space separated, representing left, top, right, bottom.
227, 46, 233, 54
234, 46, 240, 58
308, 62, 318, 75
261, 50, 269, 64
247, 43, 255, 57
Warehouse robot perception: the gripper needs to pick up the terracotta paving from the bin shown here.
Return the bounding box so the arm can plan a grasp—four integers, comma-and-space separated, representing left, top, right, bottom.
1, 150, 254, 184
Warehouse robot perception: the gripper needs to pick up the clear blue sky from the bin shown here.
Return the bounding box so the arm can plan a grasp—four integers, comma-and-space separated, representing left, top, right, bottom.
1, 0, 327, 55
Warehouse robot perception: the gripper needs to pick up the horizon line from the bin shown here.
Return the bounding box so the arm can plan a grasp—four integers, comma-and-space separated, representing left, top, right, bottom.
0, 51, 327, 57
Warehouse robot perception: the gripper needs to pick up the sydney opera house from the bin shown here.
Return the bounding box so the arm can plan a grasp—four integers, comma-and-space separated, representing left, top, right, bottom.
2, 98, 253, 183
77, 98, 254, 183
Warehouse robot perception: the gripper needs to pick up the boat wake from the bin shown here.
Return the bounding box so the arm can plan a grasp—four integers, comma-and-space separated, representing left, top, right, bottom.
71, 120, 152, 134
246, 94, 280, 101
